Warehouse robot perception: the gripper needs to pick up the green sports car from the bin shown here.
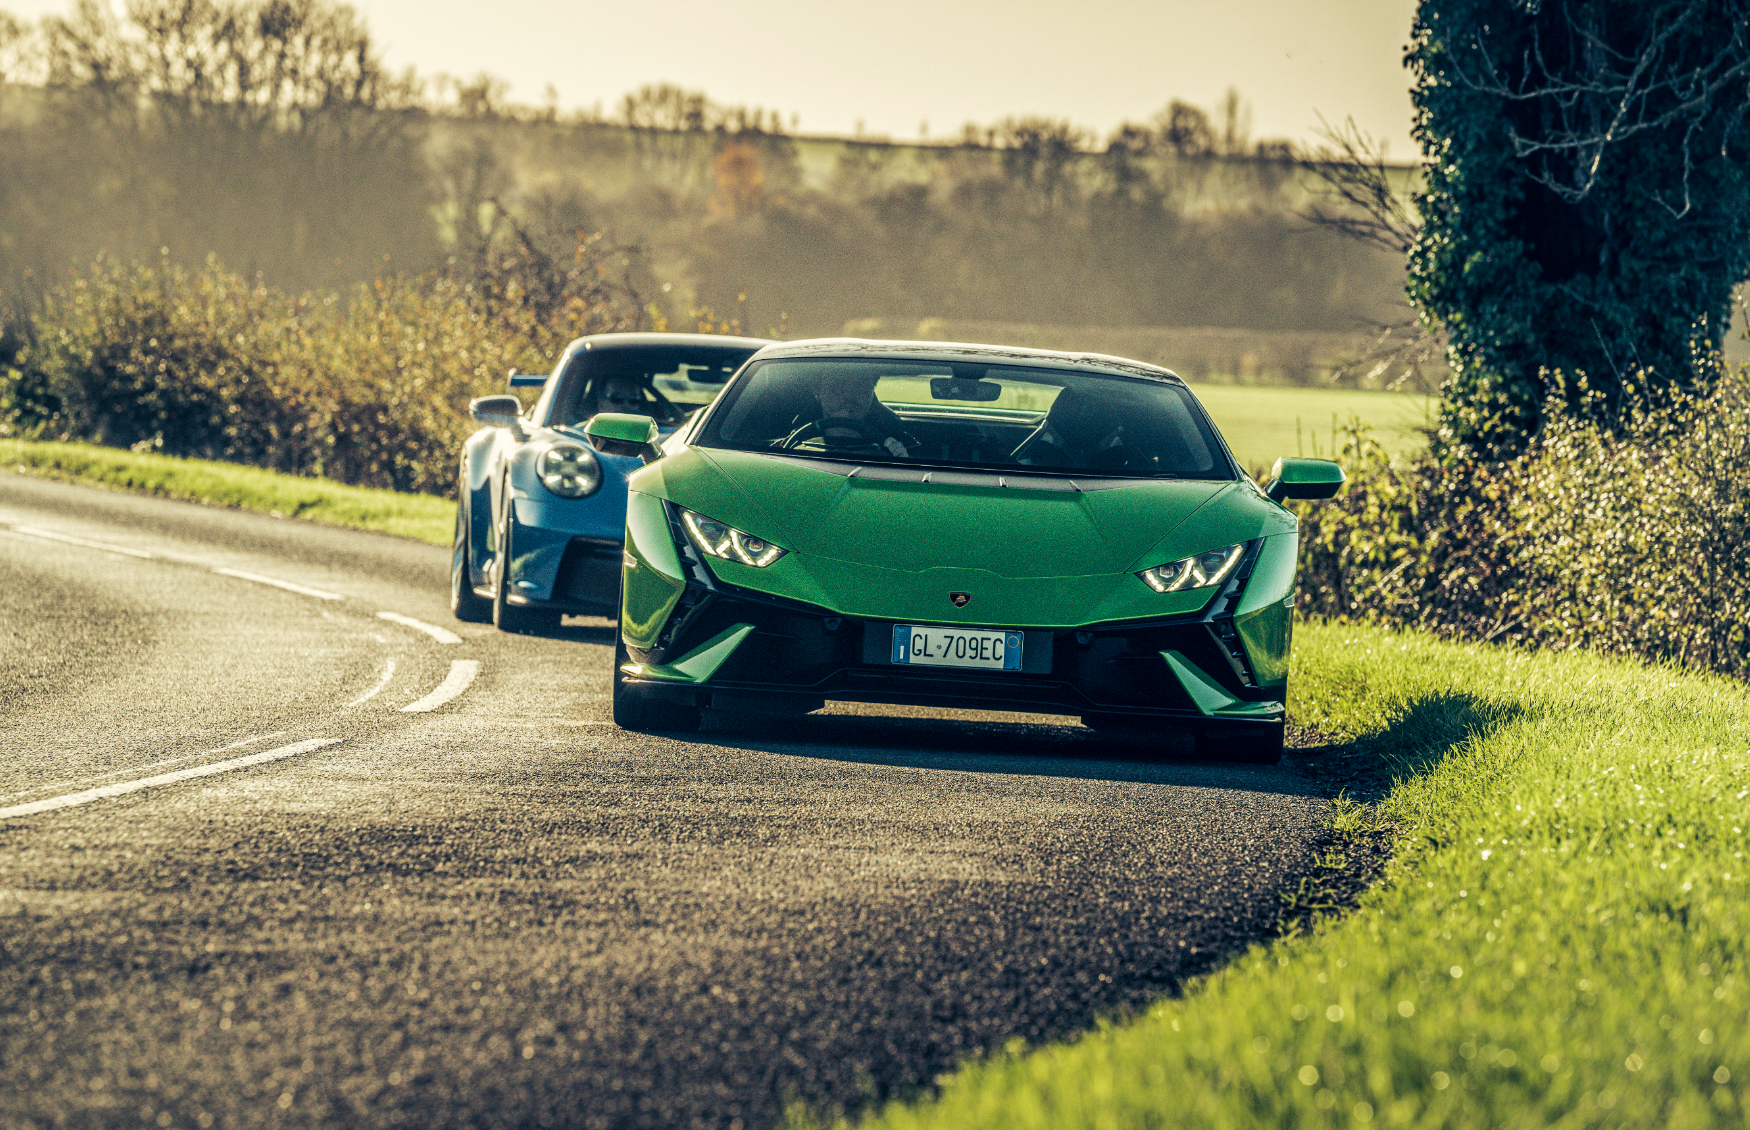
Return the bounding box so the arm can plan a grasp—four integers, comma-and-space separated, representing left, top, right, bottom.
585, 339, 1343, 763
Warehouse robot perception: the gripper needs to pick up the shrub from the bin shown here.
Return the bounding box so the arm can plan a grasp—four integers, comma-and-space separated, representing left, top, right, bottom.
5, 246, 643, 495
26, 255, 315, 467
1515, 372, 1750, 676
1297, 365, 1750, 680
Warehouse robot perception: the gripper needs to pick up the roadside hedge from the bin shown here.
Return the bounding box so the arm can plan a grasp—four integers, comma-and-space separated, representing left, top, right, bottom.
1296, 366, 1750, 681
2, 252, 639, 495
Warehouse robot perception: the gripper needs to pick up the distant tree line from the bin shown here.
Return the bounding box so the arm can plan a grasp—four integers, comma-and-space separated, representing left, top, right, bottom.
0, 0, 1409, 356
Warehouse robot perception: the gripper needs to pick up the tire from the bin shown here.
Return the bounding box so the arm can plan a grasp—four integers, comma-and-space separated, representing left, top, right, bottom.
451, 492, 493, 624
612, 634, 702, 733
1196, 719, 1285, 765
492, 492, 560, 636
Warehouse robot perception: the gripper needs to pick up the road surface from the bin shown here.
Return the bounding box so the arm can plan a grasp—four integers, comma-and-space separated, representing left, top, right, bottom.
1, 475, 1335, 1130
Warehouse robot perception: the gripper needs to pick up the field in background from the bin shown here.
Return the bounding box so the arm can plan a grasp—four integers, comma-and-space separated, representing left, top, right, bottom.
845, 316, 1448, 393
1191, 385, 1434, 471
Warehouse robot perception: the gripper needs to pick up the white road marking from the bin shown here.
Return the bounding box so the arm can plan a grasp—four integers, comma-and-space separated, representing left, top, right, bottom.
0, 732, 290, 801
7, 524, 155, 558
376, 611, 462, 645
211, 567, 342, 601
346, 659, 398, 708
0, 738, 342, 820
401, 660, 481, 713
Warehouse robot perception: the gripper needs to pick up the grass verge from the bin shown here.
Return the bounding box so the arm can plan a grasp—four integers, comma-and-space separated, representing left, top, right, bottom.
805, 622, 1749, 1128
0, 439, 453, 546
1189, 385, 1434, 472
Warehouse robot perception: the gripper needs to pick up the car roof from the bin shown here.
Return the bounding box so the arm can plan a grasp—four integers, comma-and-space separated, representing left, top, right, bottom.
567, 332, 774, 353
748, 337, 1186, 383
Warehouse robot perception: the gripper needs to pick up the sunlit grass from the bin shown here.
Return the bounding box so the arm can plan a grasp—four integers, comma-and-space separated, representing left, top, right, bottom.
804, 622, 1749, 1129
1190, 385, 1434, 472
0, 439, 454, 546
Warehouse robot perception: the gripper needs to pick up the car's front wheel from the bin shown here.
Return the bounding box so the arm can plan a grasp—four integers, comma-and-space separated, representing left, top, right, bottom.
611, 634, 702, 733
451, 490, 493, 624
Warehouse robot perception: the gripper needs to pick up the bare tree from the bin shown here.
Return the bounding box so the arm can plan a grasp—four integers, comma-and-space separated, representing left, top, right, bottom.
1301, 115, 1422, 255
0, 9, 35, 86
1452, 0, 1750, 215
42, 0, 420, 118
620, 82, 709, 133
1301, 117, 1447, 394
1155, 100, 1214, 157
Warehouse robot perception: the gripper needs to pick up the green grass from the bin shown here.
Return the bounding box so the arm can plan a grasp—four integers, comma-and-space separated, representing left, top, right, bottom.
0, 439, 454, 546
801, 622, 1749, 1129
1190, 386, 1435, 472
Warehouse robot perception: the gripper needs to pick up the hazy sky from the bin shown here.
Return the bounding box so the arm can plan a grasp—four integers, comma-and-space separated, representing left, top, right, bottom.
5, 0, 1424, 156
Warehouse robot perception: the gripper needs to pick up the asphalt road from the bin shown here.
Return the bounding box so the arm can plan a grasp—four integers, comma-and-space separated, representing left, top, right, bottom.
1, 475, 1337, 1130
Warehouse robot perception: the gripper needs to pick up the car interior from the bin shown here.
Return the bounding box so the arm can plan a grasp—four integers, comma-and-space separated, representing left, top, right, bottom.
549, 349, 754, 429
703, 360, 1228, 478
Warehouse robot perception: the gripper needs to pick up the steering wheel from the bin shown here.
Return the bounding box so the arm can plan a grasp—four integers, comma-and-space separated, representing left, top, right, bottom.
782, 416, 889, 451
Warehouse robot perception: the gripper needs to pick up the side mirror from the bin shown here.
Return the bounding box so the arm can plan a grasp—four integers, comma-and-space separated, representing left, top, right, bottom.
1263, 457, 1345, 502
508, 371, 547, 388
584, 412, 663, 463
469, 394, 525, 430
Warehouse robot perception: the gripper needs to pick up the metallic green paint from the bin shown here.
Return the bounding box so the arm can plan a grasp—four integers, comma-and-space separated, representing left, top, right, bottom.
1266, 456, 1346, 502
628, 447, 1292, 631
706, 552, 1212, 629
1162, 651, 1284, 718
623, 423, 1310, 705
584, 412, 661, 445
620, 490, 685, 650
624, 623, 755, 683
1231, 531, 1299, 688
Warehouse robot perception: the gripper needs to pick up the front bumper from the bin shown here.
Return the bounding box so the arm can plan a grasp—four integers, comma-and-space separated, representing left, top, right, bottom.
499, 500, 626, 616
620, 499, 1288, 723
625, 583, 1280, 720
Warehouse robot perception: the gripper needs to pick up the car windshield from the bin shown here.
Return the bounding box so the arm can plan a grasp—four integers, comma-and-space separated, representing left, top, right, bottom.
696, 358, 1233, 479
548, 347, 757, 429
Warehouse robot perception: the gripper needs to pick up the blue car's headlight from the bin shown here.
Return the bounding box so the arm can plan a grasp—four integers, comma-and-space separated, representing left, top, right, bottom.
537, 444, 602, 498
1138, 544, 1243, 593
680, 508, 786, 567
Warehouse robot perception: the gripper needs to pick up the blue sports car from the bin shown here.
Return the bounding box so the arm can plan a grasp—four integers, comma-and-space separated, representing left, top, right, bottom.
452, 332, 772, 632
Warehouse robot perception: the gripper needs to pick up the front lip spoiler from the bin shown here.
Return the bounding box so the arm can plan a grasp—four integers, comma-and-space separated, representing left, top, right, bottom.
620, 668, 1282, 723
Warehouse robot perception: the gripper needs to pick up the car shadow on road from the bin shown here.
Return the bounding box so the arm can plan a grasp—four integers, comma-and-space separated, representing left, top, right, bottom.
681, 688, 1524, 803
1286, 690, 1525, 805
688, 710, 1333, 797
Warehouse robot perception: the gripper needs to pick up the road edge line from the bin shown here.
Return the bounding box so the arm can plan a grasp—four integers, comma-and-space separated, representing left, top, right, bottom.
0, 738, 343, 820
401, 660, 481, 713
8, 524, 155, 558
376, 611, 463, 645
211, 567, 343, 601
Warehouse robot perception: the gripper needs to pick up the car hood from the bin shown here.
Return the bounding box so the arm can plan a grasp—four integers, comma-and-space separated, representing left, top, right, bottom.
664, 449, 1241, 576
636, 448, 1293, 628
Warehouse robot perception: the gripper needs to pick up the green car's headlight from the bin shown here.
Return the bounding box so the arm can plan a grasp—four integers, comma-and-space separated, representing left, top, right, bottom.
681, 508, 787, 567
1138, 544, 1244, 593
538, 444, 602, 499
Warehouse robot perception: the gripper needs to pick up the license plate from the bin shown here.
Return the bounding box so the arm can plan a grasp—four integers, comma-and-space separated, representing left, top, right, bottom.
891, 624, 1023, 671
